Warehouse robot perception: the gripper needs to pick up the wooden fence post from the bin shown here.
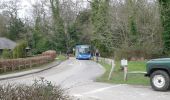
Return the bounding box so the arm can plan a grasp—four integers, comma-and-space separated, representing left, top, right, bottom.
108, 59, 115, 80
4, 66, 7, 72
30, 60, 32, 68
124, 66, 128, 81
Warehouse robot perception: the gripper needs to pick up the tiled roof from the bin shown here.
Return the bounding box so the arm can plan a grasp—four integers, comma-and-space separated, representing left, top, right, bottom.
0, 37, 16, 49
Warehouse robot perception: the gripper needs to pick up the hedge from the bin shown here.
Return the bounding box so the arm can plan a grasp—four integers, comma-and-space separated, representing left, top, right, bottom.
0, 50, 57, 72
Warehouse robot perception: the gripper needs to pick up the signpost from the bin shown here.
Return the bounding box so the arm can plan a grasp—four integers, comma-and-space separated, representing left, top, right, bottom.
121, 59, 128, 81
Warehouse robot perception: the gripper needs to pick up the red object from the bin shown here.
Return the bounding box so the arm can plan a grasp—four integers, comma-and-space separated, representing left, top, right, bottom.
42, 50, 57, 59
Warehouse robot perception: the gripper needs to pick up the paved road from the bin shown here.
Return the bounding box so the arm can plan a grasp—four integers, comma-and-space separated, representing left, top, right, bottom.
0, 58, 170, 100
71, 83, 170, 100
0, 58, 104, 88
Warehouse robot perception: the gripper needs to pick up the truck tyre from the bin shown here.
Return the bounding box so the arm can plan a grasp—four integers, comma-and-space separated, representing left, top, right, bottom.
150, 70, 170, 91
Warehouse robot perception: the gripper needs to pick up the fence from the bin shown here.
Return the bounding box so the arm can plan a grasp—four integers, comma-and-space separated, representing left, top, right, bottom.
97, 57, 146, 81
97, 57, 113, 65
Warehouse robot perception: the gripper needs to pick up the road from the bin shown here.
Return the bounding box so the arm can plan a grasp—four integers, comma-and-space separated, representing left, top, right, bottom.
0, 58, 170, 100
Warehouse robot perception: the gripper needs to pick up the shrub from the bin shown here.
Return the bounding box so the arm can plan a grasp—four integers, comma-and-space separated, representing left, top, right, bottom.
13, 41, 27, 58
0, 79, 72, 100
42, 50, 57, 60
1, 49, 12, 59
114, 48, 146, 61
0, 50, 56, 72
114, 43, 163, 61
0, 55, 54, 72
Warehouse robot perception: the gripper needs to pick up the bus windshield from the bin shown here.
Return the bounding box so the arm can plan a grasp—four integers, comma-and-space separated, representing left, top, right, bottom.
79, 47, 90, 54
76, 45, 91, 55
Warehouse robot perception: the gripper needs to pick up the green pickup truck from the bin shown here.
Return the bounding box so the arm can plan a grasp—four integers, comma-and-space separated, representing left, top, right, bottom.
145, 58, 170, 91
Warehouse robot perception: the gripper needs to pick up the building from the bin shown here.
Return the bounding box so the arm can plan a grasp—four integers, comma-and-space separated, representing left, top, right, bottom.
0, 37, 16, 53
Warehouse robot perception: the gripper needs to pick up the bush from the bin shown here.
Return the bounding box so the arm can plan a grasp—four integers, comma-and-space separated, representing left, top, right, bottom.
0, 50, 57, 72
1, 49, 12, 59
0, 79, 72, 100
13, 41, 27, 58
42, 50, 57, 59
114, 43, 163, 61
0, 56, 54, 72
114, 48, 146, 61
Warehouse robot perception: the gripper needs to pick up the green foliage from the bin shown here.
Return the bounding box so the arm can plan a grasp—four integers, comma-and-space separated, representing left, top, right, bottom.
130, 18, 137, 36
67, 25, 79, 49
31, 20, 47, 54
32, 38, 49, 55
13, 41, 27, 58
0, 0, 165, 58
159, 0, 170, 54
125, 0, 139, 46
8, 18, 25, 41
91, 0, 110, 34
0, 79, 72, 100
91, 0, 112, 56
50, 0, 66, 52
26, 0, 67, 55
129, 15, 138, 43
57, 55, 67, 61
30, 16, 55, 55
71, 10, 92, 45
1, 49, 11, 59
0, 15, 8, 37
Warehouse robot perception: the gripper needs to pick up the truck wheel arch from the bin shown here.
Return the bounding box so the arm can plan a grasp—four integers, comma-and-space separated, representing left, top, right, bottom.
149, 67, 170, 77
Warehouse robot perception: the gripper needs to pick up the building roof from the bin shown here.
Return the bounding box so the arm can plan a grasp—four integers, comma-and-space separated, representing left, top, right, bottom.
0, 37, 16, 49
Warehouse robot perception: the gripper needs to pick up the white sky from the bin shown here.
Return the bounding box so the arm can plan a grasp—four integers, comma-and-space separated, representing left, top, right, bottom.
18, 0, 89, 18
1, 0, 156, 19
18, 0, 39, 18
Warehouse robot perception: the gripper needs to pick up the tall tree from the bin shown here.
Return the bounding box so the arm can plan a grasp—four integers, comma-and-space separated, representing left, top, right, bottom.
60, 0, 79, 51
0, 14, 8, 37
90, 0, 113, 56
50, 0, 66, 52
30, 0, 51, 54
8, 18, 25, 40
159, 0, 170, 54
1, 0, 26, 41
126, 0, 138, 44
71, 10, 92, 45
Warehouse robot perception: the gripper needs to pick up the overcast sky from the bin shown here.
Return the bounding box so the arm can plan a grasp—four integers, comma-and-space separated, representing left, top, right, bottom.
1, 0, 156, 19
17, 0, 89, 18
18, 0, 39, 18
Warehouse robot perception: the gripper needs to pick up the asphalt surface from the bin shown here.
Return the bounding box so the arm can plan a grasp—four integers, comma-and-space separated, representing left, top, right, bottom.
0, 58, 104, 88
0, 58, 170, 100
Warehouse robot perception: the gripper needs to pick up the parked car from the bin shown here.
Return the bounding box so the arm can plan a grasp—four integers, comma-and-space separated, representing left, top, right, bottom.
145, 58, 170, 91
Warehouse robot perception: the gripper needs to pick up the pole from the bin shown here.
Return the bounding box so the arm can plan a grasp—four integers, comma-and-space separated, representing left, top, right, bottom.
108, 60, 115, 80
124, 66, 128, 81
121, 59, 128, 81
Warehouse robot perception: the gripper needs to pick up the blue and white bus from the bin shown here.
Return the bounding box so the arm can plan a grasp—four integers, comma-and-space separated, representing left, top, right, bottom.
75, 45, 92, 60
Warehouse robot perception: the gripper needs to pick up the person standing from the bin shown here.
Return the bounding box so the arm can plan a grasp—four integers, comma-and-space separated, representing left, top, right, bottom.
66, 50, 69, 59
95, 49, 100, 62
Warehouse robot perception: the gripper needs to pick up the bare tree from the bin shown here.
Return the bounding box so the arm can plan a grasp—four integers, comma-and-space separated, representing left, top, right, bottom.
104, 0, 163, 58
1, 0, 21, 18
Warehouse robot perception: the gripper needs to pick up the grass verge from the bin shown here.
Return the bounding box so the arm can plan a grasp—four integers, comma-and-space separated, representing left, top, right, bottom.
97, 61, 150, 86
57, 55, 67, 61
